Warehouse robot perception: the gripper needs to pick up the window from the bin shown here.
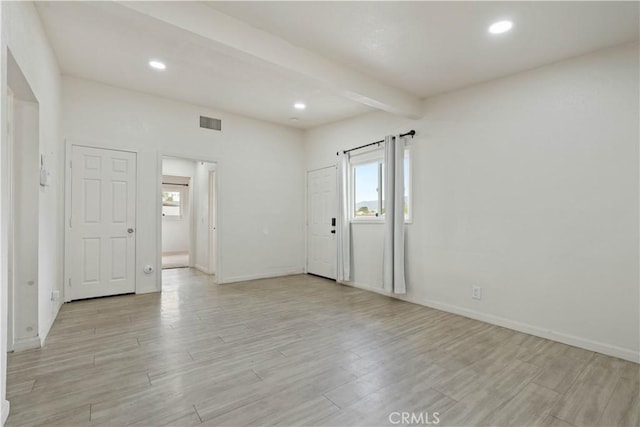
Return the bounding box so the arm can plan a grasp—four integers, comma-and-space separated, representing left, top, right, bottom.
350, 148, 411, 222
162, 190, 182, 218
353, 160, 382, 217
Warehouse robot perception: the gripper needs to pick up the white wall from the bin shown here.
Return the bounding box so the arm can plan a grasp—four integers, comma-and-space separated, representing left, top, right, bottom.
62, 76, 306, 289
11, 99, 39, 348
304, 43, 640, 362
162, 158, 195, 256
1, 1, 63, 423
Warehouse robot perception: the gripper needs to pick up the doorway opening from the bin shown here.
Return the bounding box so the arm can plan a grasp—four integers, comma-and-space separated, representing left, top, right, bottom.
160, 156, 217, 289
6, 50, 40, 352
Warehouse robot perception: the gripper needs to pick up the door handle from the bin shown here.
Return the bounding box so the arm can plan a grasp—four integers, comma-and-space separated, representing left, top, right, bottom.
331, 230, 336, 234
127, 228, 135, 234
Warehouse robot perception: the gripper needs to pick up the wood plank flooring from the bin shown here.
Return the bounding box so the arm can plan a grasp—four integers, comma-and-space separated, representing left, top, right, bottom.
6, 269, 639, 427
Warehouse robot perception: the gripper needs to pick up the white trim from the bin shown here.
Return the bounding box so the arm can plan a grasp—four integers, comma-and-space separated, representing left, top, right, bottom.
12, 336, 40, 352
208, 170, 216, 275
343, 281, 386, 294
64, 140, 139, 302
188, 176, 195, 268
5, 89, 14, 352
222, 269, 304, 284
194, 264, 209, 275
345, 281, 640, 363
162, 251, 188, 256
304, 168, 309, 274
2, 400, 10, 426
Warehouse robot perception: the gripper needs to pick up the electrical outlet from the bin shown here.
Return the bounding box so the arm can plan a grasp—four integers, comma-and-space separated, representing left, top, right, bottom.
472, 286, 482, 300
51, 290, 60, 302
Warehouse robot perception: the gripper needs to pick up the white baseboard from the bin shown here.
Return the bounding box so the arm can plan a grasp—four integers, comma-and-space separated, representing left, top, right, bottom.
194, 264, 213, 275
344, 281, 390, 296
136, 287, 160, 295
346, 281, 640, 364
222, 268, 304, 284
162, 251, 188, 256
2, 399, 10, 426
12, 336, 40, 352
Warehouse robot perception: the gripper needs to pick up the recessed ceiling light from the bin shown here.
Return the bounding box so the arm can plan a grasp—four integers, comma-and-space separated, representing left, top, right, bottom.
488, 20, 513, 34
149, 60, 166, 70
294, 102, 306, 110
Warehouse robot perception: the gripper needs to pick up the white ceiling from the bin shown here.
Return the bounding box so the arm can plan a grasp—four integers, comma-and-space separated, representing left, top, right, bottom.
209, 1, 640, 98
35, 2, 373, 129
36, 1, 639, 129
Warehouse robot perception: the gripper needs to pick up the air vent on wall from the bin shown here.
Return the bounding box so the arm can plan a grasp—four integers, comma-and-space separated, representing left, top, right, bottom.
200, 115, 222, 131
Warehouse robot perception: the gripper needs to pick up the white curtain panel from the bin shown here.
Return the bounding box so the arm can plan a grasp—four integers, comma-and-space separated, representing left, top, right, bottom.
336, 153, 351, 283
383, 135, 406, 294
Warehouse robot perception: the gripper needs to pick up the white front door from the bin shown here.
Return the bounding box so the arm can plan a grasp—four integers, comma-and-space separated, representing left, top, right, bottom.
307, 166, 337, 279
69, 146, 136, 300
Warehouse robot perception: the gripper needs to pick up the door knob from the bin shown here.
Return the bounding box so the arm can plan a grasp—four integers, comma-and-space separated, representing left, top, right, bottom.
331, 230, 336, 234
127, 228, 134, 234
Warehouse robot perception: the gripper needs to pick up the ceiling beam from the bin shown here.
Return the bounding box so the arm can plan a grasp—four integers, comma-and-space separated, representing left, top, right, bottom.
117, 1, 423, 119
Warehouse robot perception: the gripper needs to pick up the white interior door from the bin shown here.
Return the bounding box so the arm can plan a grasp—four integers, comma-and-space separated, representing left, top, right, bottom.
69, 146, 136, 300
307, 167, 337, 279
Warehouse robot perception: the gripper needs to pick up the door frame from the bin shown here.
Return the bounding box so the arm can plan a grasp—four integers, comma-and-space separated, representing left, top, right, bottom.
305, 165, 338, 279
156, 151, 221, 288
208, 169, 216, 275
6, 89, 14, 351
64, 140, 139, 302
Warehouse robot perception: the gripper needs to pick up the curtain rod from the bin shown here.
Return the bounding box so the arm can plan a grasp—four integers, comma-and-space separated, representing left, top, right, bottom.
336, 130, 416, 156
162, 183, 189, 187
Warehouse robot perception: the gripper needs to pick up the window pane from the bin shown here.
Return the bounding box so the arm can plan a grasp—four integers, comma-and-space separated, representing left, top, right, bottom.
162, 191, 180, 203
162, 191, 181, 217
354, 162, 379, 217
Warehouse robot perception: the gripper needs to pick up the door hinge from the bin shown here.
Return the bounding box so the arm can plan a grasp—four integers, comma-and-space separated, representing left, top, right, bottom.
68, 278, 71, 287
69, 217, 72, 228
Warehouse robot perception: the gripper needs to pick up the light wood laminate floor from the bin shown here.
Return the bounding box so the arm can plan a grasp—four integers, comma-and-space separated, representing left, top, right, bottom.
6, 269, 639, 427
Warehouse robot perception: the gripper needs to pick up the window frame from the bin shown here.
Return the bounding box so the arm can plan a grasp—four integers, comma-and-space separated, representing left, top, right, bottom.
349, 145, 412, 224
162, 185, 186, 220
350, 149, 385, 223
